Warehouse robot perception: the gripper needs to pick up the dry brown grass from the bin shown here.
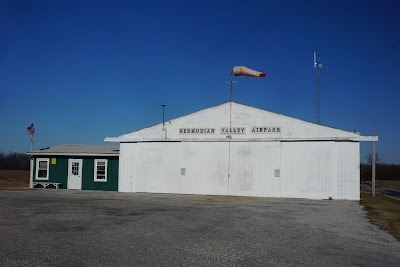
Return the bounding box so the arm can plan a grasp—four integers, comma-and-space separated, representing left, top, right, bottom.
0, 170, 30, 189
376, 180, 400, 191
360, 187, 400, 241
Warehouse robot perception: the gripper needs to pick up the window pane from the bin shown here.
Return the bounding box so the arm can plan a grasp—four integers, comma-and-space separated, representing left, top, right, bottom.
71, 162, 79, 175
38, 170, 47, 178
97, 166, 105, 171
94, 160, 107, 181
39, 161, 47, 169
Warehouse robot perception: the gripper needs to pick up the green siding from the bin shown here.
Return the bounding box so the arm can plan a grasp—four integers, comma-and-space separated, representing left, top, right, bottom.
33, 156, 119, 191
81, 158, 119, 191
33, 157, 68, 189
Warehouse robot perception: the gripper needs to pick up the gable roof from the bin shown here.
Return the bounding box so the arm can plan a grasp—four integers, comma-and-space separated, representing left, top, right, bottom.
105, 102, 377, 142
27, 144, 120, 156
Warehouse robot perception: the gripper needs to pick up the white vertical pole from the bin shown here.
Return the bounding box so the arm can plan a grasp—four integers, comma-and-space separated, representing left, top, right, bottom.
372, 141, 376, 197
227, 142, 231, 196
228, 71, 233, 195
161, 105, 166, 139
29, 157, 34, 189
230, 71, 232, 128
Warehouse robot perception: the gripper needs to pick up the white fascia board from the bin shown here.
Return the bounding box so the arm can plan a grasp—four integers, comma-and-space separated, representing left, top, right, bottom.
106, 135, 379, 143
108, 137, 370, 143
354, 136, 378, 142
104, 137, 121, 142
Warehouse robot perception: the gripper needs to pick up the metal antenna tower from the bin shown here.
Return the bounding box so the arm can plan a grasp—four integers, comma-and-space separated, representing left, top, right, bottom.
314, 52, 323, 124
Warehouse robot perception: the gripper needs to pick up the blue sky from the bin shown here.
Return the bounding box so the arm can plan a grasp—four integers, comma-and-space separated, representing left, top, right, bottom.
1, 0, 399, 163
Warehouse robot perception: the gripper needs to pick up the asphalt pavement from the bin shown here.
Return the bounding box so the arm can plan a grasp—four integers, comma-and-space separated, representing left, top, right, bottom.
0, 190, 399, 267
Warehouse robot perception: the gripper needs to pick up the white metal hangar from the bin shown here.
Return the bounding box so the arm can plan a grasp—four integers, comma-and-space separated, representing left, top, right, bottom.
105, 102, 378, 200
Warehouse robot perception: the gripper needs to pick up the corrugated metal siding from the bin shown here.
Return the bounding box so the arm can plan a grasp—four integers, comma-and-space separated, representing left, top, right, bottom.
229, 142, 280, 197
180, 142, 229, 195
115, 102, 366, 200
119, 142, 229, 195
280, 142, 336, 200
336, 142, 360, 200
119, 141, 360, 199
33, 157, 69, 189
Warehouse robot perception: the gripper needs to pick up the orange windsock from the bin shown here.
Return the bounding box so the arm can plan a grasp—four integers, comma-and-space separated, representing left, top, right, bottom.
232, 66, 266, 77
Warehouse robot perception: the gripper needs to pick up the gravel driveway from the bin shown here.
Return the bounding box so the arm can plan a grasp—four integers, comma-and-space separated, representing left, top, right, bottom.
0, 190, 399, 267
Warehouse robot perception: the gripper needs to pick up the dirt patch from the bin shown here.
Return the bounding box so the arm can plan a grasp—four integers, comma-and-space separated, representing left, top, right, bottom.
0, 170, 30, 189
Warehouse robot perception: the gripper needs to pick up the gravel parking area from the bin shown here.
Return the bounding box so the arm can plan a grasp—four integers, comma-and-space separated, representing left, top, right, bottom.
0, 190, 399, 267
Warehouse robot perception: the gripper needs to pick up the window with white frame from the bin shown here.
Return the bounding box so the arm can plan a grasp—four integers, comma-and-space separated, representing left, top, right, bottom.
36, 158, 49, 180
94, 159, 108, 182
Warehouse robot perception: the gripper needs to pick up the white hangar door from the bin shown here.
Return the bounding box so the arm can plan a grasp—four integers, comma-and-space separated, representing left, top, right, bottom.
130, 142, 229, 195
229, 142, 281, 197
133, 142, 182, 194
179, 142, 229, 195
280, 142, 336, 199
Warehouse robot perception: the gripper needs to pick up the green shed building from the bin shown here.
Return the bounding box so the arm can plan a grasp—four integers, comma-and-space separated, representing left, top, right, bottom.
27, 145, 119, 191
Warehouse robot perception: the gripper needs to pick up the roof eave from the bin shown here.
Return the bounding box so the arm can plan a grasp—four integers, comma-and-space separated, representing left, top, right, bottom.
27, 152, 119, 156
105, 136, 377, 143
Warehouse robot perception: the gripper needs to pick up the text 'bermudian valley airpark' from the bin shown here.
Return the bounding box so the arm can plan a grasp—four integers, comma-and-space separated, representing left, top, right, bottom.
179, 127, 281, 135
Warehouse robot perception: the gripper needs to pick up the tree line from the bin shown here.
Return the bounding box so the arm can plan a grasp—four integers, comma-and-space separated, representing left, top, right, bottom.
0, 152, 30, 170
360, 163, 400, 181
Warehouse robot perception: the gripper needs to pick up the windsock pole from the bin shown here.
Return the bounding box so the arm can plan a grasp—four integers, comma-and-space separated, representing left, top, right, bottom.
228, 65, 265, 128
230, 71, 233, 128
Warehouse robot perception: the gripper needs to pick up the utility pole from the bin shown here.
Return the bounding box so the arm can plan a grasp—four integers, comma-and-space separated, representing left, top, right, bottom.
372, 141, 376, 197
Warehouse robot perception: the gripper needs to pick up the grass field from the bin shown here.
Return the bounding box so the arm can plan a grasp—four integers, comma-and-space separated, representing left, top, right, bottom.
0, 170, 30, 189
360, 187, 400, 241
376, 180, 400, 191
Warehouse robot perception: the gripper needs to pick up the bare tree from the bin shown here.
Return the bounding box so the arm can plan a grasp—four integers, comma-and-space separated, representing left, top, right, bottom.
0, 152, 30, 170
365, 152, 381, 165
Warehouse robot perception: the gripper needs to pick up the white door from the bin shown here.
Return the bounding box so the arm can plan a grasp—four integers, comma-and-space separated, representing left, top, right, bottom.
68, 159, 82, 190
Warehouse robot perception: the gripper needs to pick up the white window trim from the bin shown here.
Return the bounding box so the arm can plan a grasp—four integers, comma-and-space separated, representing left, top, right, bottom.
35, 158, 50, 180
94, 159, 108, 182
